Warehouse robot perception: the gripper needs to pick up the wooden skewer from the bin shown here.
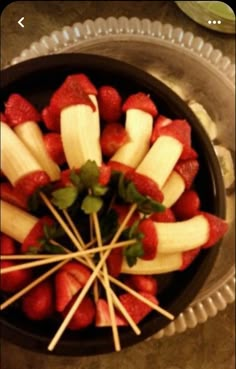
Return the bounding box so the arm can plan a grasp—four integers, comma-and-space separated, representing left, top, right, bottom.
0, 239, 136, 274
0, 260, 68, 311
92, 212, 121, 351
62, 209, 85, 247
48, 203, 139, 351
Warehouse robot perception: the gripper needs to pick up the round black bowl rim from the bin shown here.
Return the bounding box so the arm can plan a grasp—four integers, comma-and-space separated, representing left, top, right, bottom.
0, 53, 226, 356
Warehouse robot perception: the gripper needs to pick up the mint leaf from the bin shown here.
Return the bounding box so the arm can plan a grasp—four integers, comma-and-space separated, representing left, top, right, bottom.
100, 209, 118, 243
70, 170, 85, 192
79, 160, 99, 188
26, 246, 40, 255
124, 241, 144, 267
92, 184, 108, 196
43, 224, 65, 240
126, 182, 144, 203
43, 243, 66, 254
51, 187, 78, 210
81, 195, 103, 214
138, 199, 165, 214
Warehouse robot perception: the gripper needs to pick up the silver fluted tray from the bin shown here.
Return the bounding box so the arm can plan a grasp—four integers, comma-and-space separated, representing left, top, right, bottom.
9, 17, 235, 338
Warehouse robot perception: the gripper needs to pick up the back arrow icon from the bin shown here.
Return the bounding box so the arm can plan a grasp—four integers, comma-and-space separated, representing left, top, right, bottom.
18, 17, 24, 28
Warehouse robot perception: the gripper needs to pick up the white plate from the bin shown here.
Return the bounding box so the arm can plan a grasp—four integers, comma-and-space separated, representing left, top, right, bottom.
8, 17, 235, 339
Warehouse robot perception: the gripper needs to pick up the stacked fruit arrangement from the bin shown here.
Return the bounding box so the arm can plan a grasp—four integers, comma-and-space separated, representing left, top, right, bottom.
0, 73, 228, 352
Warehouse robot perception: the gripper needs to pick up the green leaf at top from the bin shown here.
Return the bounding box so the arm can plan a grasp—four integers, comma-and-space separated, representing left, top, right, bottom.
79, 160, 99, 188
70, 170, 85, 192
81, 195, 103, 214
51, 186, 78, 210
123, 241, 144, 267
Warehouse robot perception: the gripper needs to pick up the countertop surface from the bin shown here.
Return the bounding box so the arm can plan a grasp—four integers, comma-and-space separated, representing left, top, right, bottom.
1, 2, 235, 369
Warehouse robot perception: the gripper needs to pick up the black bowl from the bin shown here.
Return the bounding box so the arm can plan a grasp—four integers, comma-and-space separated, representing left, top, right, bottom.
0, 54, 226, 356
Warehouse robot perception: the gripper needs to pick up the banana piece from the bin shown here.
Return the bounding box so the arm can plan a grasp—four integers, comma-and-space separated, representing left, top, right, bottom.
61, 104, 102, 168
111, 109, 153, 168
1, 122, 43, 186
137, 135, 183, 188
162, 171, 185, 207
0, 200, 38, 243
15, 121, 60, 181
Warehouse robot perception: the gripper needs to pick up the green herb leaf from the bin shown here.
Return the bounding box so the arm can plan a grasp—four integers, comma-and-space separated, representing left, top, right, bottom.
43, 224, 65, 240
51, 187, 78, 210
43, 243, 67, 254
26, 246, 40, 255
126, 182, 144, 203
100, 209, 118, 243
138, 199, 166, 214
79, 160, 99, 188
81, 195, 103, 214
124, 241, 144, 267
92, 184, 108, 196
70, 170, 85, 192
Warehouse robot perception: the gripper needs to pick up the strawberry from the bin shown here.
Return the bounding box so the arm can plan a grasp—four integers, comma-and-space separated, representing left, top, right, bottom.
55, 261, 91, 312
150, 208, 176, 223
201, 212, 228, 249
55, 271, 82, 312
43, 133, 66, 165
119, 292, 158, 324
0, 182, 28, 209
180, 248, 201, 270
100, 123, 129, 157
67, 74, 97, 95
97, 86, 122, 122
0, 112, 8, 123
98, 164, 111, 186
122, 92, 158, 117
112, 204, 140, 227
126, 171, 164, 203
175, 159, 199, 189
50, 77, 95, 114
21, 216, 54, 253
180, 146, 198, 160
138, 219, 158, 260
106, 247, 123, 277
0, 234, 16, 255
62, 296, 95, 330
14, 170, 50, 197
172, 190, 200, 220
42, 105, 61, 133
151, 115, 172, 144
124, 275, 158, 295
95, 299, 127, 327
22, 280, 54, 320
5, 94, 41, 127
108, 161, 134, 175
0, 260, 32, 292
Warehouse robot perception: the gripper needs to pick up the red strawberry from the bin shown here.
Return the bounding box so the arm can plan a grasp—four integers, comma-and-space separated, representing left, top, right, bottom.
21, 216, 54, 253
0, 182, 28, 209
14, 170, 50, 197
67, 74, 97, 95
108, 161, 134, 175
0, 112, 8, 123
5, 94, 41, 127
119, 292, 158, 324
0, 260, 32, 292
112, 204, 140, 227
42, 105, 61, 133
172, 190, 200, 220
50, 77, 95, 114
95, 299, 127, 327
43, 133, 66, 165
100, 123, 129, 157
22, 280, 54, 320
97, 86, 122, 122
126, 171, 164, 203
0, 234, 16, 255
138, 219, 158, 260
55, 271, 82, 312
150, 208, 176, 223
98, 164, 111, 186
180, 146, 198, 160
62, 296, 95, 330
58, 169, 74, 187
200, 212, 228, 249
124, 275, 158, 295
151, 115, 172, 143
180, 248, 201, 270
106, 247, 123, 277
122, 92, 158, 117
175, 159, 199, 189
60, 261, 91, 286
